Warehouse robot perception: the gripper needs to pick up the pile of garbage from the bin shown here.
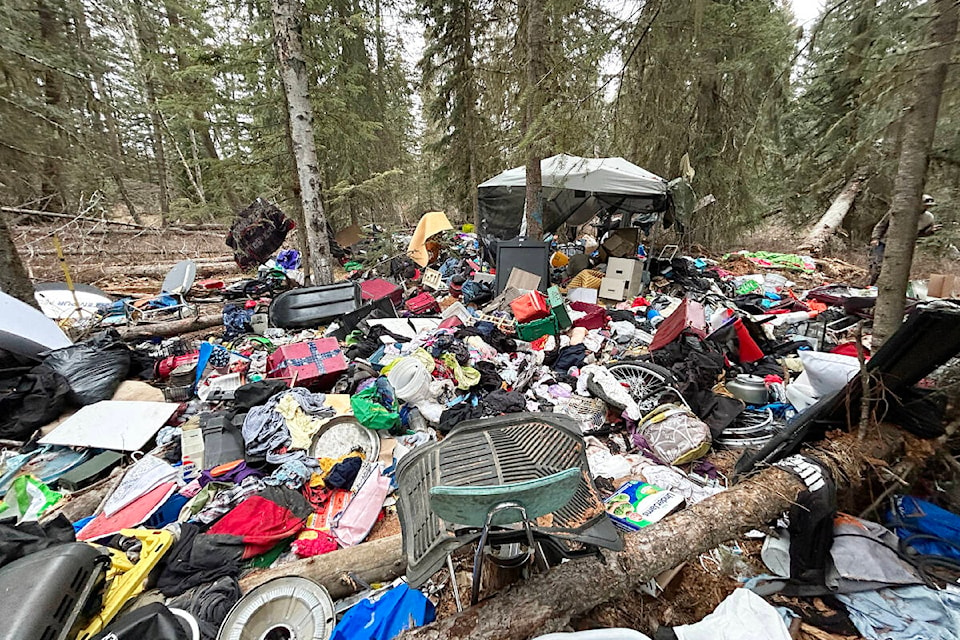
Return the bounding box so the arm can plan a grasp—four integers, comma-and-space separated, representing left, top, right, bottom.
1, 208, 960, 640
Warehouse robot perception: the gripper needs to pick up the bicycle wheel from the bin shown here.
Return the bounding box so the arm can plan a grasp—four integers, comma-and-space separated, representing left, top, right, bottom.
607, 362, 675, 413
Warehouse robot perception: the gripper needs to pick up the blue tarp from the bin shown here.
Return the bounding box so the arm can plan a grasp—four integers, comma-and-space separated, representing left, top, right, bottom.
330, 583, 435, 640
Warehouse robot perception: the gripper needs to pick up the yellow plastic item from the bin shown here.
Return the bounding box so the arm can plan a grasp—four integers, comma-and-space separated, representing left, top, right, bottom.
550, 251, 569, 268
568, 269, 605, 290
76, 528, 174, 640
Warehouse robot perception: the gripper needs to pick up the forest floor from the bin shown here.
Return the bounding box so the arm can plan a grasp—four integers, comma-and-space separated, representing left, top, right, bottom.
16, 216, 959, 292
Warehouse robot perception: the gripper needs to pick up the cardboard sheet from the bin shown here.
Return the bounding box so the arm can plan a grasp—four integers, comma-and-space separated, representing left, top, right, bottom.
39, 401, 178, 451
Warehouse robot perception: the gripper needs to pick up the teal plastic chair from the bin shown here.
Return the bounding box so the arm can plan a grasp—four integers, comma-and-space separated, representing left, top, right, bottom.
428, 467, 582, 606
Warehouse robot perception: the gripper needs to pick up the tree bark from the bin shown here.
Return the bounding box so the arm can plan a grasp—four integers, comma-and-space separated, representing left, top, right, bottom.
117, 311, 222, 340
800, 173, 864, 253
0, 215, 39, 309
401, 425, 908, 640
131, 0, 171, 224
522, 0, 545, 239
271, 0, 335, 285
463, 1, 480, 230
37, 0, 68, 213
99, 259, 235, 277
74, 6, 141, 224
873, 0, 958, 348
163, 1, 242, 213
240, 534, 406, 599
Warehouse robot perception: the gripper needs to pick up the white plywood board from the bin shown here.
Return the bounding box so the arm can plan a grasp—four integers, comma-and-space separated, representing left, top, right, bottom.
39, 401, 178, 451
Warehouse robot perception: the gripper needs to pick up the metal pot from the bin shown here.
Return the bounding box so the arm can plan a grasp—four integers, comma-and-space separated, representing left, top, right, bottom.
726, 374, 768, 405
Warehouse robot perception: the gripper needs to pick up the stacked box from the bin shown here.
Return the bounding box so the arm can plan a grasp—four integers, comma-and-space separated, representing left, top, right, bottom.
267, 337, 347, 390
515, 312, 559, 341
606, 257, 645, 298
546, 286, 572, 330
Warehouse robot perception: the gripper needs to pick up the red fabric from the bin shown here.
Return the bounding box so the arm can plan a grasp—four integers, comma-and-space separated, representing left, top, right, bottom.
569, 301, 608, 330
649, 299, 707, 351
510, 291, 550, 323
438, 316, 462, 329
732, 318, 764, 363
78, 482, 177, 541
208, 495, 306, 558
292, 531, 339, 558
831, 342, 869, 359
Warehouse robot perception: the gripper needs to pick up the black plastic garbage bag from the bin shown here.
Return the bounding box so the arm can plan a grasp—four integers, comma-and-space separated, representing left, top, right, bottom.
42, 330, 131, 406
0, 364, 71, 440
0, 514, 75, 568
91, 602, 191, 640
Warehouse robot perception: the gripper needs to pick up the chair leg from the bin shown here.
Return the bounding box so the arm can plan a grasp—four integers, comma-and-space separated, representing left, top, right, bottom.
470, 524, 491, 606
446, 554, 463, 612
470, 502, 530, 606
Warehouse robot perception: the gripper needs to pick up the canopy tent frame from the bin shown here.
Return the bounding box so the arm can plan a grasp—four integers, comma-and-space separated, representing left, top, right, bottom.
477, 154, 670, 242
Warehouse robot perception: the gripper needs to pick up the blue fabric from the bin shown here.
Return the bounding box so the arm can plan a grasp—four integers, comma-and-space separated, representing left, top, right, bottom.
144, 294, 180, 310
330, 583, 435, 640
837, 585, 960, 640
886, 496, 960, 561
276, 249, 301, 270
72, 515, 94, 533
223, 304, 255, 340
145, 492, 190, 528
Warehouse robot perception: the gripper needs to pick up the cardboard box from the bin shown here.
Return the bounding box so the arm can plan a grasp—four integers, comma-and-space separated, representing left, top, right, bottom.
928, 274, 959, 298
607, 257, 645, 298
568, 287, 599, 304
604, 480, 685, 533
599, 277, 627, 301
601, 228, 641, 258
607, 257, 644, 283
267, 337, 347, 390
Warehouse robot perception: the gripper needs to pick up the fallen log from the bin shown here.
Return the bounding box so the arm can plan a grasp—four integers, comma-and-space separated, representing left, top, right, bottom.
401, 424, 909, 640
800, 173, 865, 254
99, 260, 238, 278
117, 312, 223, 340
239, 534, 406, 599
2, 207, 226, 234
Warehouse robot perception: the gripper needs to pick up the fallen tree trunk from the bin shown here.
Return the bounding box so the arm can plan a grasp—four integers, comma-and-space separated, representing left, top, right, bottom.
2, 207, 226, 233
402, 424, 909, 640
117, 312, 223, 340
800, 174, 865, 254
240, 534, 406, 599
99, 260, 238, 278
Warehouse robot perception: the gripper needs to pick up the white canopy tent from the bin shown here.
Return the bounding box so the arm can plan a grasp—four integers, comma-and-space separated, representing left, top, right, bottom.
477, 154, 669, 240
478, 154, 667, 195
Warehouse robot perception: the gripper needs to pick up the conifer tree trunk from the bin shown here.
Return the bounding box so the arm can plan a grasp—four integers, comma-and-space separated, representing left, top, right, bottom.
75, 6, 142, 224
271, 0, 334, 285
0, 217, 38, 309
164, 1, 242, 212
523, 0, 545, 239
873, 0, 958, 348
463, 1, 479, 229
131, 0, 170, 224
37, 0, 68, 212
